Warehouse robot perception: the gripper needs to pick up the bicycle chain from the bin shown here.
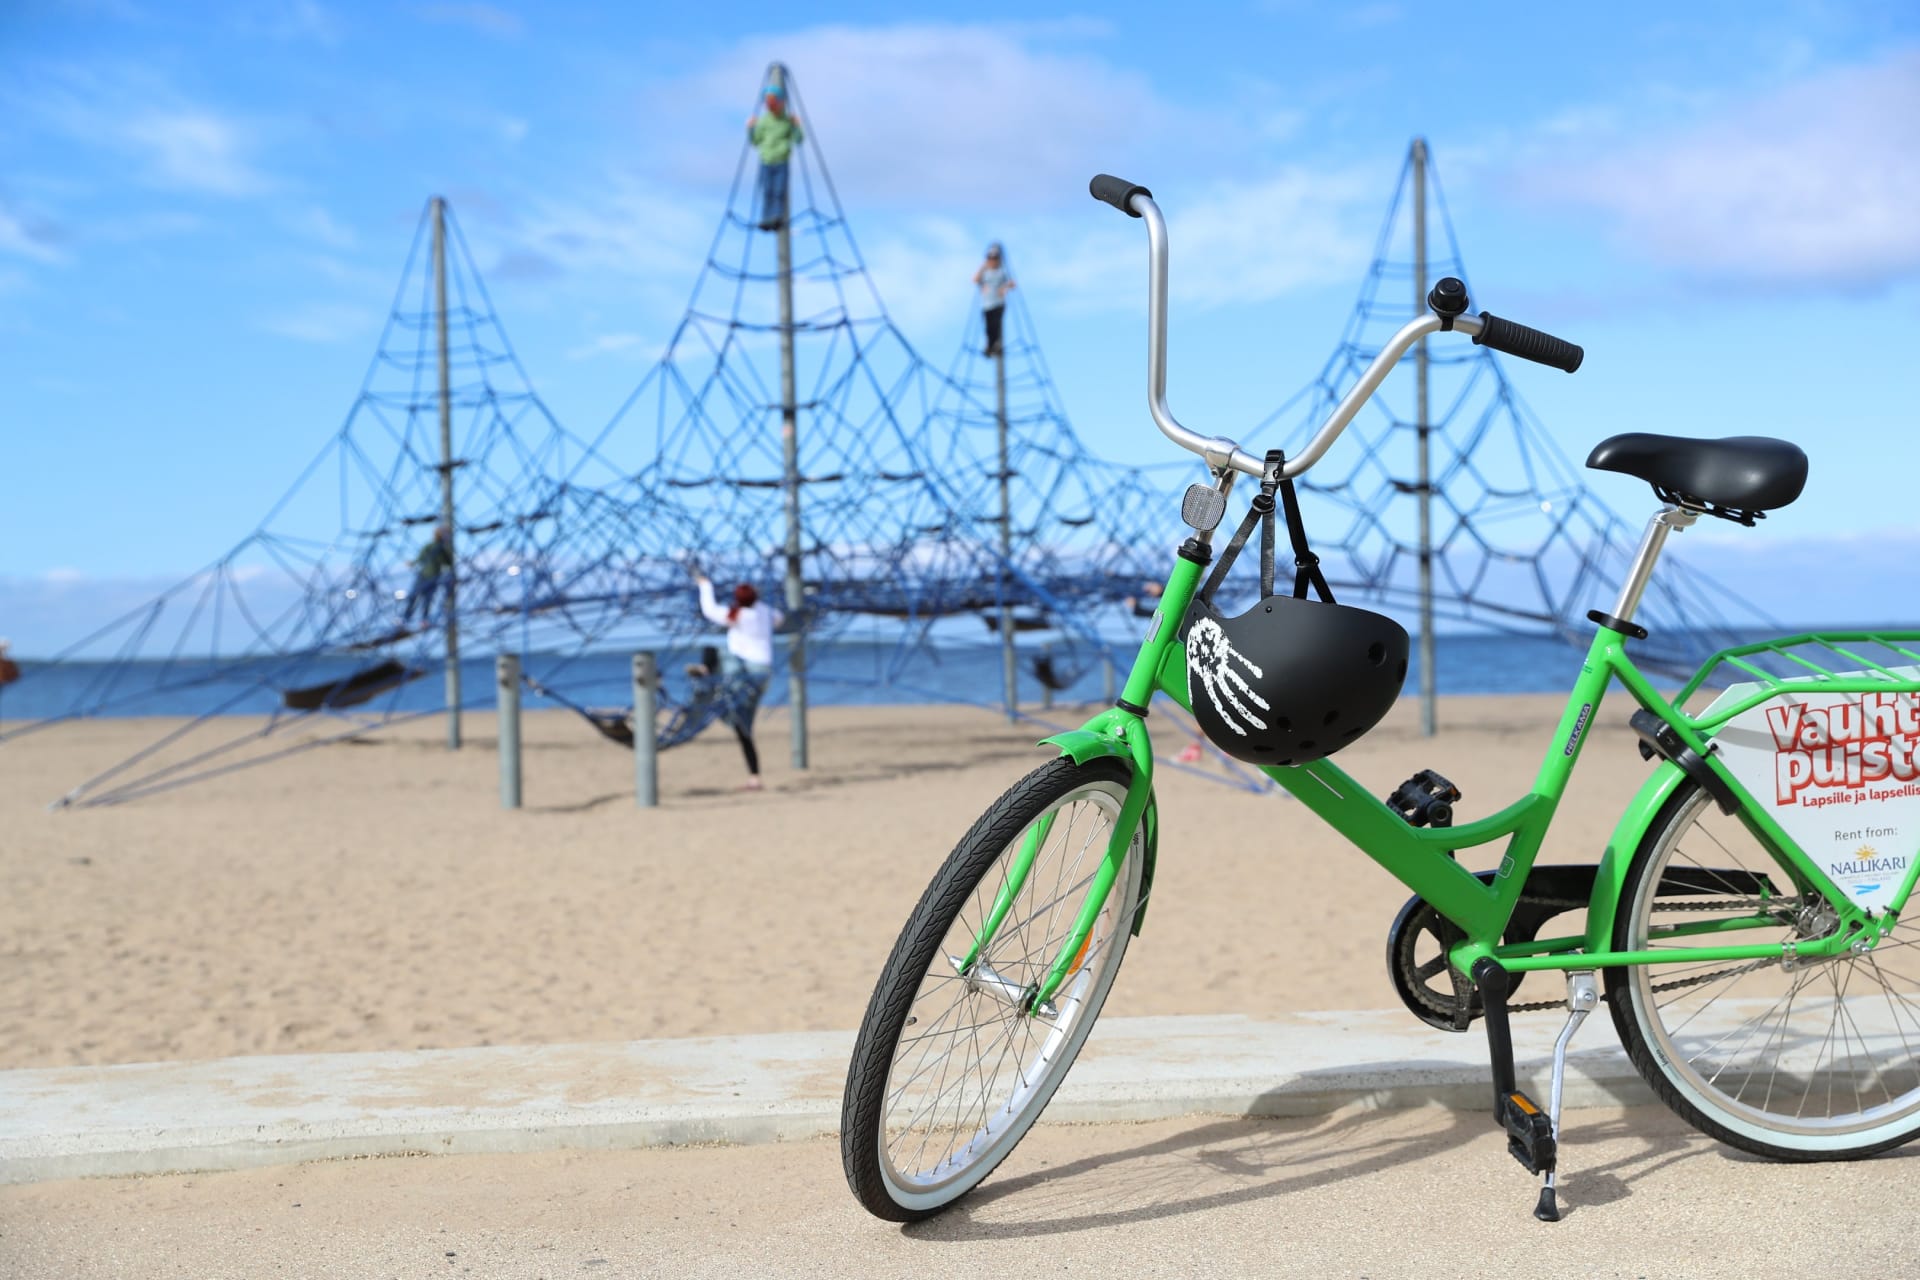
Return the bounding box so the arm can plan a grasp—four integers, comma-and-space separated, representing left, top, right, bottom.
1438, 894, 1795, 1017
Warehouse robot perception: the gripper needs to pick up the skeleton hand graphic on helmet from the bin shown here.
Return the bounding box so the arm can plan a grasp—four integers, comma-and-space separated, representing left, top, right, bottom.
1186, 615, 1271, 736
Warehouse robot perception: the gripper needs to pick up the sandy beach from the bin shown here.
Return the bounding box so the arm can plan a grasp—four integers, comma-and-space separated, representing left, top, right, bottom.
0, 692, 1664, 1070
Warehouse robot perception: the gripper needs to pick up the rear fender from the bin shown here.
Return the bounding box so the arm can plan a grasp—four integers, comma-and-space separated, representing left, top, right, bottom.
1584, 761, 1690, 953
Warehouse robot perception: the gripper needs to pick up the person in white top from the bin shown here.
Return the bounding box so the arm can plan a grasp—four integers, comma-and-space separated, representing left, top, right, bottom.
695, 573, 784, 789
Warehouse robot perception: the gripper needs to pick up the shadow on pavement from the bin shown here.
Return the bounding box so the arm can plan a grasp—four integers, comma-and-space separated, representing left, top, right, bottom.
905, 1105, 1712, 1241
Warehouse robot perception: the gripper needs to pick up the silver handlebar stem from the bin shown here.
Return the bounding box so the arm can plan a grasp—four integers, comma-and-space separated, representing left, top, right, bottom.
1131, 190, 1486, 482
1136, 195, 1264, 478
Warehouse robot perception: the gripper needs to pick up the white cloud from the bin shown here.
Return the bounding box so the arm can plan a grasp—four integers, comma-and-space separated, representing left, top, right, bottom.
646, 22, 1210, 212
259, 301, 374, 343
492, 175, 716, 285
288, 205, 357, 249
122, 110, 270, 196
414, 2, 524, 39
1512, 49, 1920, 289
845, 164, 1376, 333
9, 65, 275, 198
246, 0, 343, 46
566, 333, 663, 362
0, 202, 66, 263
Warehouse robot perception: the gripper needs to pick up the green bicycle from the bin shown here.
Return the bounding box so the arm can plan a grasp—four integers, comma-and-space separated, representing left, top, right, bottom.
840, 174, 1920, 1223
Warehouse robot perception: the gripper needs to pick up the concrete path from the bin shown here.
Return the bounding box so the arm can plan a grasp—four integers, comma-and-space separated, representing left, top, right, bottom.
1, 1011, 1651, 1185
8, 1105, 1918, 1279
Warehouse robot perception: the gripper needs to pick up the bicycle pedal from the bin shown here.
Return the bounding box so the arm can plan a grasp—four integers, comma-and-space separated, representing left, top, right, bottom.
1501, 1090, 1556, 1176
1386, 769, 1461, 828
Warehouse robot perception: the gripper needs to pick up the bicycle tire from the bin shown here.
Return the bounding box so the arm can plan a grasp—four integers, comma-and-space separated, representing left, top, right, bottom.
840, 756, 1146, 1221
1606, 780, 1920, 1159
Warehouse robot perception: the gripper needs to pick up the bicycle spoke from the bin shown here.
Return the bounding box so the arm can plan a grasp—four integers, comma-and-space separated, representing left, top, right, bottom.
872, 766, 1140, 1200
1626, 786, 1920, 1146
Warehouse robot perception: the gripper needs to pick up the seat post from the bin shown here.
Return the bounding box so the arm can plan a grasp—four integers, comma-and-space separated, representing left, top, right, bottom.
1610, 504, 1700, 625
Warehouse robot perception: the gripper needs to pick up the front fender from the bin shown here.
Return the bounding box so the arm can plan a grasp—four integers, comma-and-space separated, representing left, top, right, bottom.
1584, 760, 1691, 953
1039, 725, 1159, 935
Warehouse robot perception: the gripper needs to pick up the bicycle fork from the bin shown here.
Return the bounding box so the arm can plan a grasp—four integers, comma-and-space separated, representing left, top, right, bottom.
1474, 961, 1600, 1222
958, 722, 1156, 1015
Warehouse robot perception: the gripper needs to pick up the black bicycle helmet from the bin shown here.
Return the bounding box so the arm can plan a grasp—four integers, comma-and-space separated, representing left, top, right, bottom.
1185, 595, 1409, 767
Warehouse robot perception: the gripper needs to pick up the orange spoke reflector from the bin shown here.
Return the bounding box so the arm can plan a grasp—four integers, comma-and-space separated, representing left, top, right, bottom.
1065, 932, 1093, 979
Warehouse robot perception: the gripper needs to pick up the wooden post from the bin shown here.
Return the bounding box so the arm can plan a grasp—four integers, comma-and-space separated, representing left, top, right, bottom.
1411, 139, 1437, 738
497, 653, 521, 809
633, 652, 657, 808
996, 336, 1017, 722
432, 196, 462, 750
770, 62, 808, 771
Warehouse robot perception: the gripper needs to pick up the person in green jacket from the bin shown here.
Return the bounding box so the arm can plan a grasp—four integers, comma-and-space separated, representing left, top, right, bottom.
746, 84, 804, 231
402, 524, 454, 624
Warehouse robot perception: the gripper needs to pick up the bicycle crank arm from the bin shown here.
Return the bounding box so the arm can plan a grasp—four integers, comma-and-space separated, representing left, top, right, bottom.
949, 955, 1061, 1023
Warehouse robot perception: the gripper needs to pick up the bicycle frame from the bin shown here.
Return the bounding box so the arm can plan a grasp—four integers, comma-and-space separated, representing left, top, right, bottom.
981, 544, 1920, 1014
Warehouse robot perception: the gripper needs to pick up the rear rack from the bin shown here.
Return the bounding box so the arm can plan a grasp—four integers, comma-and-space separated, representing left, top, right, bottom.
1677, 630, 1920, 730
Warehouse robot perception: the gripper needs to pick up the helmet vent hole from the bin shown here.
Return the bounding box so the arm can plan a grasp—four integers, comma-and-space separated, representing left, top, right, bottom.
1275, 716, 1292, 732
1322, 709, 1339, 726
1367, 642, 1386, 666
1344, 725, 1361, 737
1300, 738, 1318, 752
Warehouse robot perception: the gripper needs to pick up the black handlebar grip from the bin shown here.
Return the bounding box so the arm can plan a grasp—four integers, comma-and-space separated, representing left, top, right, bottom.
1089, 174, 1152, 217
1472, 312, 1584, 373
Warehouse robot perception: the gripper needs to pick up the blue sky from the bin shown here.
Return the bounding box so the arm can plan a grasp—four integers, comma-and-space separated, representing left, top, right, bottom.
2, 0, 1917, 652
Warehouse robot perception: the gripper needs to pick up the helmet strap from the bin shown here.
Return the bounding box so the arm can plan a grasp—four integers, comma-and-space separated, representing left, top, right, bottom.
1196, 449, 1336, 612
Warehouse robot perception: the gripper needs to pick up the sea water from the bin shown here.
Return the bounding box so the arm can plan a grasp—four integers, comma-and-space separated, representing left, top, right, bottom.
1, 632, 1626, 723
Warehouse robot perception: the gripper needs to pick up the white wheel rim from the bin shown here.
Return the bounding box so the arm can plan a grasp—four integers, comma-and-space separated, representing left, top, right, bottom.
876, 777, 1140, 1208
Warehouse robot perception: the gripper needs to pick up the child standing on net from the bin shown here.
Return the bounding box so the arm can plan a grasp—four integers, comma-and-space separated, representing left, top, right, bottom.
695, 572, 784, 789
973, 243, 1015, 356
747, 85, 804, 231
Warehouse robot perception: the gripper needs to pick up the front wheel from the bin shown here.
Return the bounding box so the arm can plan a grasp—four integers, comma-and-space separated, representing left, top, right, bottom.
1607, 781, 1920, 1159
840, 756, 1147, 1221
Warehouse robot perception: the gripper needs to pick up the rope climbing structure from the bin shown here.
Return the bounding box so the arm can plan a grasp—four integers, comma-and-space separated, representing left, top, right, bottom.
6, 199, 631, 805
1247, 138, 1758, 714
5, 72, 1768, 805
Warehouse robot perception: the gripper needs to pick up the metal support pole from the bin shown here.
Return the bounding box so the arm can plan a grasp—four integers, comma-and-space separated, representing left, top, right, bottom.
1102, 651, 1116, 705
771, 63, 808, 771
996, 338, 1016, 722
432, 196, 462, 750
632, 651, 657, 808
1411, 139, 1437, 738
497, 653, 521, 809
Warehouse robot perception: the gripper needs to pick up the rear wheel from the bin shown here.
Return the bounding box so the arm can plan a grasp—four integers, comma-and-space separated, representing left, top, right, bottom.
1607, 781, 1920, 1159
840, 756, 1146, 1221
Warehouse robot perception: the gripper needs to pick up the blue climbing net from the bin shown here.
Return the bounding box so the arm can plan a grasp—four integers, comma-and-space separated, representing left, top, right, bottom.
4, 69, 1762, 806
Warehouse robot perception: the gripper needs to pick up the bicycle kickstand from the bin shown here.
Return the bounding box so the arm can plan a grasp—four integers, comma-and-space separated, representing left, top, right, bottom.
1472, 961, 1600, 1222
1536, 971, 1600, 1222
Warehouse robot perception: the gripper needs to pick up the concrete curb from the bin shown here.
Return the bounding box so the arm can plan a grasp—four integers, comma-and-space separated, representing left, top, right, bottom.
0, 1011, 1649, 1185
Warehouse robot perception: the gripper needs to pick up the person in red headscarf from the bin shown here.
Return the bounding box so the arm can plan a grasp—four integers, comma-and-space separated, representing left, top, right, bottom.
694, 571, 785, 789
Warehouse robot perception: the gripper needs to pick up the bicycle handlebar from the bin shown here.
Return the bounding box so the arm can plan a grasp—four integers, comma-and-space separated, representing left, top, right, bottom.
1090, 175, 1582, 481
1472, 312, 1584, 373
1088, 174, 1153, 217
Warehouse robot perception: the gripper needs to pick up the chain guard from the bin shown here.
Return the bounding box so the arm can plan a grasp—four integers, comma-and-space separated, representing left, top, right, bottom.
1385, 865, 1600, 1032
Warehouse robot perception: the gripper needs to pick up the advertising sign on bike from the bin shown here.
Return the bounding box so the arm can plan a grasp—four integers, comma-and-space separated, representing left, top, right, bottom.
1705, 667, 1920, 912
